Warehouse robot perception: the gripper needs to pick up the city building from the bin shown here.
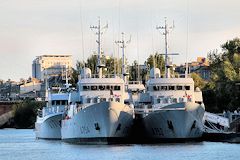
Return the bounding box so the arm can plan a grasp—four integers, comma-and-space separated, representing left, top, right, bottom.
19, 78, 42, 99
0, 80, 20, 101
32, 55, 73, 81
193, 66, 211, 80
175, 57, 211, 80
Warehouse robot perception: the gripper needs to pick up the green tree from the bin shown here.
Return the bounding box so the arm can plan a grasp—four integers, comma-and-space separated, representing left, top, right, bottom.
206, 38, 240, 112
86, 54, 98, 74
191, 73, 206, 89
129, 60, 139, 81
146, 52, 165, 73
69, 68, 79, 87
13, 100, 44, 128
104, 56, 120, 75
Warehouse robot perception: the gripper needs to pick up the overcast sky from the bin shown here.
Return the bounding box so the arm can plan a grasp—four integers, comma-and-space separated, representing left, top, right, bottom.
0, 0, 240, 81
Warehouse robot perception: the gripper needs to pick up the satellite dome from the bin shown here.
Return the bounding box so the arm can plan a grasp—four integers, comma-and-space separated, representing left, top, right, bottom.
150, 68, 161, 78
195, 87, 201, 92
80, 68, 91, 78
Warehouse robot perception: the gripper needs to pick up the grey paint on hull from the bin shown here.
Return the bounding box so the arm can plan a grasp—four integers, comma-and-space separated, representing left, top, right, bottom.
61, 101, 134, 143
35, 114, 63, 139
143, 102, 205, 139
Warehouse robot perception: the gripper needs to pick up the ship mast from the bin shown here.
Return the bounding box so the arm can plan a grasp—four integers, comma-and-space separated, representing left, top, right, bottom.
64, 65, 71, 89
115, 32, 131, 82
156, 17, 175, 78
90, 17, 107, 78
44, 69, 49, 107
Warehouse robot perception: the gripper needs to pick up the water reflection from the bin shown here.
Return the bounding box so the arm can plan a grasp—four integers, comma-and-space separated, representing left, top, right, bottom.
0, 129, 239, 160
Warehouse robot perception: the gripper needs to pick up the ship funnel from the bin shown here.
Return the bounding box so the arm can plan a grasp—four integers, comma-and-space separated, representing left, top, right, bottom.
150, 68, 161, 78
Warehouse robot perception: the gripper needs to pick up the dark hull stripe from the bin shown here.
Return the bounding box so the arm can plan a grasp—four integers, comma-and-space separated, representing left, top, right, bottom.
36, 137, 61, 140
37, 136, 207, 144
62, 137, 132, 145
62, 137, 204, 144
130, 137, 203, 144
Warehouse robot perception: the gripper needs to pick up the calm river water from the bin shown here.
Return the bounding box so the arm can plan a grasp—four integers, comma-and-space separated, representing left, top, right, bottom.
0, 129, 240, 160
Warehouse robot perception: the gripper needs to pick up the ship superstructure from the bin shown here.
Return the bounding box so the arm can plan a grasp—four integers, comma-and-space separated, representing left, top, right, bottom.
35, 88, 69, 139
135, 18, 205, 141
35, 69, 71, 139
61, 18, 134, 144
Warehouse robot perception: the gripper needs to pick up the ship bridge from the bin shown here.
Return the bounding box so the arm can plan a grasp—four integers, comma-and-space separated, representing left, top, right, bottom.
77, 74, 128, 104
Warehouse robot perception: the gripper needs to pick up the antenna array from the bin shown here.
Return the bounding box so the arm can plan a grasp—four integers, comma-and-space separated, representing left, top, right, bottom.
156, 17, 176, 78
90, 17, 108, 78
115, 32, 131, 82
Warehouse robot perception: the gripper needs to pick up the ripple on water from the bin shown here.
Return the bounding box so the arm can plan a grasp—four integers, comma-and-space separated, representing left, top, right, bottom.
0, 129, 240, 160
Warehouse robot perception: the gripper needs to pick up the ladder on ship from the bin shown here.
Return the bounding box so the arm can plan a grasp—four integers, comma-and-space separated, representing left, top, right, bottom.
203, 112, 230, 133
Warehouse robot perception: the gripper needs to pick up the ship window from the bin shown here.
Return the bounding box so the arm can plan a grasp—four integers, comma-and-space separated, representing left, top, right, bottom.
185, 86, 190, 90
51, 101, 55, 105
87, 98, 91, 103
176, 86, 183, 90
107, 85, 114, 90
172, 98, 177, 103
168, 86, 175, 90
62, 100, 67, 105
179, 97, 184, 102
114, 86, 121, 90
116, 98, 120, 102
125, 85, 128, 92
106, 85, 110, 90
91, 85, 98, 90
163, 98, 168, 104
99, 85, 105, 90
153, 86, 159, 91
93, 98, 98, 103
83, 86, 90, 91
160, 86, 168, 90
101, 98, 106, 102
56, 100, 60, 105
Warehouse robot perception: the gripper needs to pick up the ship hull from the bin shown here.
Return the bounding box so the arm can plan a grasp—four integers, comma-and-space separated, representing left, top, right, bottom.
142, 102, 205, 141
61, 101, 134, 144
35, 113, 63, 140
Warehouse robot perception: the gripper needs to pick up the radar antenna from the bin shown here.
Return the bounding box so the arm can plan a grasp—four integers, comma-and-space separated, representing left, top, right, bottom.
90, 17, 108, 78
115, 32, 131, 82
156, 17, 178, 78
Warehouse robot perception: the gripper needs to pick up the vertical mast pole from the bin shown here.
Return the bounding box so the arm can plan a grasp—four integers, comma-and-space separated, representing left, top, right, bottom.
121, 33, 126, 82
90, 17, 107, 78
115, 32, 130, 82
156, 17, 174, 78
97, 17, 102, 78
164, 18, 170, 78
185, 0, 190, 78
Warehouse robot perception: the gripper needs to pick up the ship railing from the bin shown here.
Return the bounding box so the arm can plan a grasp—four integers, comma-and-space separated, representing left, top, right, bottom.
80, 74, 123, 79
127, 81, 145, 93
153, 96, 192, 104
128, 81, 142, 85
173, 74, 191, 78
134, 107, 185, 114
76, 104, 88, 112
37, 109, 42, 118
146, 73, 191, 79
43, 105, 65, 116
75, 97, 123, 112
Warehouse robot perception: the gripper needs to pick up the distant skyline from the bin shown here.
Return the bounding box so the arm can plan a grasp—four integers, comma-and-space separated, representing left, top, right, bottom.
1, 0, 240, 81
